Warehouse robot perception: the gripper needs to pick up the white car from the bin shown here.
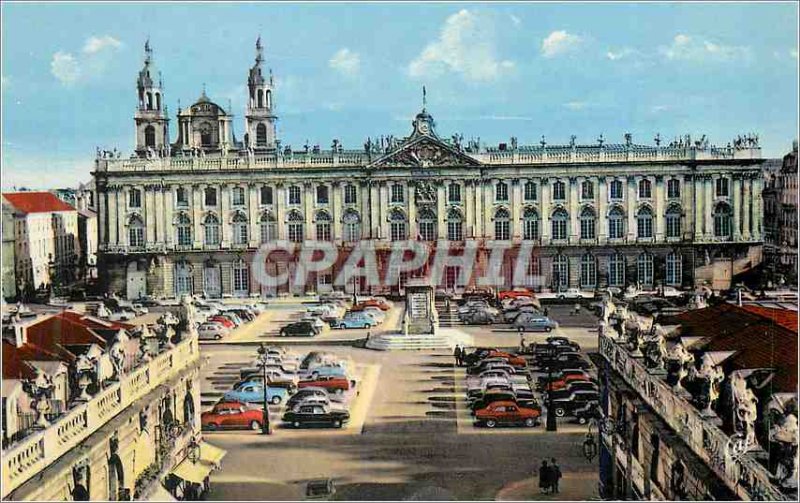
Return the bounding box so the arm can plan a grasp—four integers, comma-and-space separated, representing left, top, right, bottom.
131, 304, 150, 315
198, 323, 229, 340
557, 288, 593, 300
301, 315, 327, 331
661, 287, 684, 298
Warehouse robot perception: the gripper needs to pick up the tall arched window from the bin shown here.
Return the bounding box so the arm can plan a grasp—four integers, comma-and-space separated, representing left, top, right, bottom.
266, 90, 272, 108
609, 253, 625, 286
232, 213, 248, 245
637, 253, 654, 286
580, 206, 596, 240
155, 93, 161, 111
176, 213, 192, 246
639, 179, 652, 199
666, 205, 682, 238
315, 211, 332, 241
257, 90, 264, 108
581, 180, 594, 199
608, 206, 625, 239
146, 92, 153, 110
494, 208, 510, 240
580, 253, 597, 288
260, 186, 273, 205
175, 261, 192, 296
389, 209, 407, 241
552, 181, 566, 201
344, 185, 357, 204
551, 208, 569, 241
495, 182, 509, 202
176, 187, 189, 207
637, 206, 654, 239
204, 214, 220, 246
128, 215, 145, 248
259, 212, 276, 243
447, 208, 463, 241
232, 187, 246, 206
287, 211, 304, 243
256, 124, 267, 146
419, 208, 437, 241
343, 210, 361, 242
144, 126, 156, 148
666, 252, 682, 286
129, 189, 142, 208
523, 208, 539, 240
552, 254, 569, 290
667, 179, 681, 199
714, 203, 732, 238
199, 123, 213, 147
232, 260, 249, 296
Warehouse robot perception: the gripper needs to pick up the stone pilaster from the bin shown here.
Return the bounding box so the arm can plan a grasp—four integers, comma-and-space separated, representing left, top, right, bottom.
540, 177, 550, 244
655, 175, 665, 241
626, 176, 636, 240
733, 176, 742, 239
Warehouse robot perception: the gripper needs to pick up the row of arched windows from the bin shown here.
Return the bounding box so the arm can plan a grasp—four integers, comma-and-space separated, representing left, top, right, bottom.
490, 178, 684, 202
125, 203, 734, 247
551, 252, 683, 288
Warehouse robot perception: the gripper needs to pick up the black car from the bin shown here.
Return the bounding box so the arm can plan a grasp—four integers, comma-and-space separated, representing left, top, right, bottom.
526, 343, 576, 358
573, 402, 602, 425
534, 352, 590, 371
282, 404, 350, 428
544, 381, 599, 401
279, 321, 319, 337
462, 348, 500, 367
550, 390, 600, 417
544, 336, 581, 352
469, 390, 538, 412
286, 388, 333, 410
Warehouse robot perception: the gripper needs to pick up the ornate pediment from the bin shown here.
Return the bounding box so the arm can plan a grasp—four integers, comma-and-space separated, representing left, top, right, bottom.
369, 136, 481, 169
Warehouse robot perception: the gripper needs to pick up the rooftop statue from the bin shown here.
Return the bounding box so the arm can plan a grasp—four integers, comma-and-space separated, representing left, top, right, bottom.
666, 340, 694, 392
729, 372, 759, 455
643, 323, 669, 370
691, 353, 725, 417
767, 396, 799, 489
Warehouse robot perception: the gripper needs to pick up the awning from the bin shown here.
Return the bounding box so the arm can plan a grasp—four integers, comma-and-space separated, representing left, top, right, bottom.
200, 441, 227, 466
146, 483, 177, 502
170, 459, 215, 485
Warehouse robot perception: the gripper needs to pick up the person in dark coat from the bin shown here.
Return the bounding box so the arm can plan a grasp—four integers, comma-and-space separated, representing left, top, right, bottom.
550, 458, 562, 493
538, 460, 551, 493
453, 345, 461, 366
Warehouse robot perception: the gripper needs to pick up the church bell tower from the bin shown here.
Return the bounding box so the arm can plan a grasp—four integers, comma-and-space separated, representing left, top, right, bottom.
245, 36, 277, 151
134, 40, 170, 157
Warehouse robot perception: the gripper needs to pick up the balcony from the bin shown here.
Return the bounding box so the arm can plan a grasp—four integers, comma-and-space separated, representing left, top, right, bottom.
598, 333, 787, 501
1, 335, 200, 499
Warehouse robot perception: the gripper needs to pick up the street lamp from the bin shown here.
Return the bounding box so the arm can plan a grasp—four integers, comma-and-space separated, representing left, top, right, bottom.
256, 343, 273, 435
545, 345, 558, 432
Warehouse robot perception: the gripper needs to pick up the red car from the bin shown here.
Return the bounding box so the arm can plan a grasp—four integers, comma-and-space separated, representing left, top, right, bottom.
474, 400, 541, 428
208, 316, 236, 329
201, 401, 264, 431
298, 375, 351, 393
498, 288, 535, 301
353, 299, 390, 311
485, 350, 527, 367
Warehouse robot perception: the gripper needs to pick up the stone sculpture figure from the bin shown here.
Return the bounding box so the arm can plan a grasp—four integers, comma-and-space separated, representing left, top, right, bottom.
644, 324, 668, 370
666, 341, 694, 392
730, 372, 759, 454
692, 353, 725, 416
74, 354, 96, 401
767, 397, 799, 489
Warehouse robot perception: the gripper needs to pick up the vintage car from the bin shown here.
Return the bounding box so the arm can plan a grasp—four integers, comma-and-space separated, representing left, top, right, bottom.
333, 312, 379, 329
201, 401, 265, 431
474, 400, 542, 428
462, 348, 526, 368
298, 375, 352, 393
497, 288, 536, 301
279, 321, 320, 337
286, 387, 344, 410
514, 316, 559, 333
550, 390, 601, 417
223, 381, 289, 405
282, 404, 350, 428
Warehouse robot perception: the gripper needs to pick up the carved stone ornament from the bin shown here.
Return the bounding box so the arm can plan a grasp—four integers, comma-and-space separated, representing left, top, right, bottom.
729, 372, 759, 455
370, 137, 480, 169
415, 181, 437, 205
767, 396, 799, 489
643, 324, 668, 370
691, 353, 725, 416
666, 341, 694, 392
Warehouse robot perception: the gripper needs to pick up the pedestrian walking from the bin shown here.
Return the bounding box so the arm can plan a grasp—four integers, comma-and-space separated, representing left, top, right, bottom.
457, 345, 465, 366
538, 460, 551, 494
550, 458, 562, 494
519, 335, 527, 352
444, 296, 450, 310
543, 307, 549, 317
573, 303, 581, 316
453, 344, 461, 366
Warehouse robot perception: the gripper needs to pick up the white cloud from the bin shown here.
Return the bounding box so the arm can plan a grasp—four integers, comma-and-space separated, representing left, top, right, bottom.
408, 9, 515, 82
563, 101, 587, 110
659, 34, 750, 62
51, 52, 81, 85
329, 48, 360, 76
606, 48, 636, 61
510, 15, 521, 26
50, 34, 122, 86
82, 35, 122, 54
541, 30, 583, 58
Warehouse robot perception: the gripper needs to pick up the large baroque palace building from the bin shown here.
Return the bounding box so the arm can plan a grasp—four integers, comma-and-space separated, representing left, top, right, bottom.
94, 41, 765, 299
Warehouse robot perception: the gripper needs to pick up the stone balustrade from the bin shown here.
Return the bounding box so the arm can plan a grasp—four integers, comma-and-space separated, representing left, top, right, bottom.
598, 333, 786, 501
94, 146, 760, 173
1, 335, 199, 499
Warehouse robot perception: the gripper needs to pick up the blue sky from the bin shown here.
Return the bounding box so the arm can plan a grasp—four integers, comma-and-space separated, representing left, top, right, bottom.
2, 2, 798, 189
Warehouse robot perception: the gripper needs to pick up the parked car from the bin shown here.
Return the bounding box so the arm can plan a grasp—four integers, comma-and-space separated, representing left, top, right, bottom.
300, 365, 348, 380
550, 390, 600, 417
286, 387, 344, 410
354, 298, 391, 311
475, 400, 542, 428
202, 401, 265, 431
467, 361, 520, 376
534, 352, 591, 371
544, 381, 599, 401
282, 404, 350, 428
463, 349, 526, 368
108, 309, 136, 321
544, 336, 581, 352
333, 312, 379, 329
660, 286, 684, 298
557, 288, 593, 300
498, 288, 536, 301
461, 310, 496, 325
298, 375, 352, 394
208, 315, 237, 329
514, 316, 559, 333
198, 322, 230, 340
359, 308, 386, 324
301, 315, 327, 331
525, 343, 577, 358
573, 402, 602, 425
279, 321, 320, 337
238, 370, 298, 390
223, 382, 289, 405
300, 352, 347, 370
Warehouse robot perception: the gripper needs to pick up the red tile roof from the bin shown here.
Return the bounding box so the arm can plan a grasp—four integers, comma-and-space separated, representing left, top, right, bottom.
664, 303, 798, 392
3, 192, 75, 214
57, 311, 133, 332
2, 341, 37, 380
738, 305, 798, 333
